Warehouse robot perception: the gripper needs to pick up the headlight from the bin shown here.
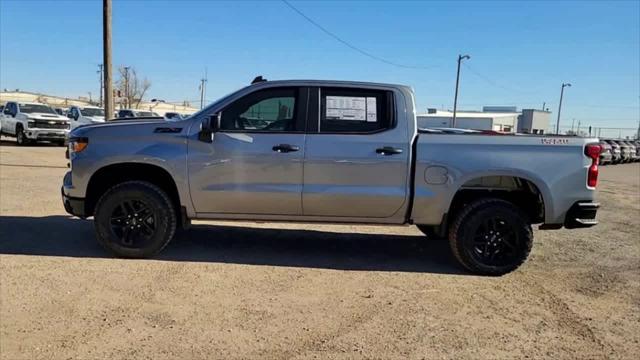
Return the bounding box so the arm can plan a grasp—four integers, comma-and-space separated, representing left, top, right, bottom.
68, 137, 88, 154
27, 120, 35, 128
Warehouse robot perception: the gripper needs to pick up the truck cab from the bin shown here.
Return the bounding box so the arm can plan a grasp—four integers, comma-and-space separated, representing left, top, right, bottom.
0, 101, 70, 145
68, 106, 107, 130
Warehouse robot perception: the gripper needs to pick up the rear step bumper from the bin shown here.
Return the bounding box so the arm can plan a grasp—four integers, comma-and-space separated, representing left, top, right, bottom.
564, 201, 599, 229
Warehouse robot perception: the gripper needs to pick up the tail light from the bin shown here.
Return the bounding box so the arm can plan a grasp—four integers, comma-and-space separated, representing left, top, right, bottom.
585, 143, 601, 188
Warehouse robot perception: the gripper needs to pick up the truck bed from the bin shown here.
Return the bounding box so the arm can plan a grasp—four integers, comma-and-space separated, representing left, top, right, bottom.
410, 133, 598, 226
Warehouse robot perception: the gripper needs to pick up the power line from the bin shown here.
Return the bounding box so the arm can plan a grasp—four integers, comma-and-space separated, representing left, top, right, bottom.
281, 0, 438, 70
462, 63, 533, 94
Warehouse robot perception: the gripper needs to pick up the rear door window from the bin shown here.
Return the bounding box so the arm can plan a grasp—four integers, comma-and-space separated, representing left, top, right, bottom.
318, 88, 394, 134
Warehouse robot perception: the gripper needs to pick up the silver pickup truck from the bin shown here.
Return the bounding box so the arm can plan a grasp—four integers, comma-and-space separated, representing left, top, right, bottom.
61, 79, 601, 275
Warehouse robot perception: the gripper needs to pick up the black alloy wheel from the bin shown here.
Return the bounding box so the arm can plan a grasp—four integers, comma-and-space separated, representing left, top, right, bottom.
468, 215, 520, 268
94, 181, 177, 258
109, 199, 157, 248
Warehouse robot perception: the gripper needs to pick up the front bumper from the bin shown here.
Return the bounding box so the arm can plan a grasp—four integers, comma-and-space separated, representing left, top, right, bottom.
564, 201, 599, 229
62, 186, 86, 218
62, 171, 86, 217
25, 128, 69, 141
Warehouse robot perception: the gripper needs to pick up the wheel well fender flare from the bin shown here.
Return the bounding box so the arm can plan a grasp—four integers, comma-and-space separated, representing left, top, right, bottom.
444, 169, 553, 222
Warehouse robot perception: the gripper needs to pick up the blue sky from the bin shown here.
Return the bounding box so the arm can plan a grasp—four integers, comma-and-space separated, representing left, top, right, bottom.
1, 0, 639, 130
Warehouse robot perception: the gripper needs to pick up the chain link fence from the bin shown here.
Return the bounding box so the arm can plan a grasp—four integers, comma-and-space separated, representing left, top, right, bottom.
554, 125, 639, 140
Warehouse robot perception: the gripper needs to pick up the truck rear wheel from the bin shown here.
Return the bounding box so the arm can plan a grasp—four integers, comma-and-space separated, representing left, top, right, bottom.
448, 198, 533, 276
94, 181, 177, 258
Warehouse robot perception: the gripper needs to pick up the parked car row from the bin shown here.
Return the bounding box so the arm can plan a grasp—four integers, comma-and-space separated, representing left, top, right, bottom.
0, 102, 194, 144
0, 101, 194, 145
600, 139, 640, 165
0, 101, 70, 145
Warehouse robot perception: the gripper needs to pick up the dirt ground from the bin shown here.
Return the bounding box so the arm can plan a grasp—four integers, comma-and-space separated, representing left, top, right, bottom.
0, 138, 639, 360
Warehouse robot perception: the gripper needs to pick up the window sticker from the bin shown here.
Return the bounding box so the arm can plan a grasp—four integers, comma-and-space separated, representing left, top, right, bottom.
366, 97, 377, 122
326, 96, 378, 122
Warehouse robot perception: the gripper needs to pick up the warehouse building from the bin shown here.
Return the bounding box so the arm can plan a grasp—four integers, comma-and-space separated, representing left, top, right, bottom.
518, 109, 551, 134
417, 108, 520, 132
417, 106, 551, 134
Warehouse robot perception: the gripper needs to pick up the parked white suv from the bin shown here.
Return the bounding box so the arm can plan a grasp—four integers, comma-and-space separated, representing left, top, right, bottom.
117, 109, 161, 119
0, 102, 70, 145
68, 106, 106, 130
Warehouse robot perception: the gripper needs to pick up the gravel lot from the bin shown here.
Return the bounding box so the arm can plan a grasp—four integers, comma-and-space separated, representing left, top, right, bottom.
1, 138, 639, 360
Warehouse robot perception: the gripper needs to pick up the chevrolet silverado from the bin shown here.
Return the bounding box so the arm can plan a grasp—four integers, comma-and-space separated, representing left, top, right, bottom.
62, 79, 600, 275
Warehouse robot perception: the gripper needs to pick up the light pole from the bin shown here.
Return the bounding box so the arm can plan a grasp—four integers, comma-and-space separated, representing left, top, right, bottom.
452, 54, 470, 128
97, 64, 103, 106
555, 83, 571, 134
123, 66, 131, 108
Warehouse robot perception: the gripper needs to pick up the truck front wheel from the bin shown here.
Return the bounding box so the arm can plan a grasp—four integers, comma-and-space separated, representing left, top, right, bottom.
448, 198, 533, 276
16, 125, 30, 146
94, 181, 177, 258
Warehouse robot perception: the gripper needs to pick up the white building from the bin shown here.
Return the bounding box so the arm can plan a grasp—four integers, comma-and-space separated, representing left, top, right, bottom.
417, 109, 520, 132
518, 109, 551, 134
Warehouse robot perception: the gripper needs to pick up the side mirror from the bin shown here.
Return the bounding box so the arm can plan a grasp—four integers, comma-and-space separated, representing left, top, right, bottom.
198, 113, 220, 143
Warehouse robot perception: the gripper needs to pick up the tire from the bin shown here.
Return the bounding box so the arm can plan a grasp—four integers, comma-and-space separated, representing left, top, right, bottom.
16, 125, 29, 146
94, 181, 177, 258
448, 198, 533, 276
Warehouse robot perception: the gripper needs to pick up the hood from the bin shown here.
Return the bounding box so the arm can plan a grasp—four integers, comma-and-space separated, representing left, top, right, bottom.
70, 118, 171, 138
27, 113, 68, 121
87, 116, 106, 122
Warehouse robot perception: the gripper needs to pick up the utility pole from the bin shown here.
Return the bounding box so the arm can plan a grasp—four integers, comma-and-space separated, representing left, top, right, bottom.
555, 83, 571, 135
97, 64, 104, 106
103, 0, 113, 120
452, 54, 470, 128
199, 69, 208, 110
123, 66, 131, 108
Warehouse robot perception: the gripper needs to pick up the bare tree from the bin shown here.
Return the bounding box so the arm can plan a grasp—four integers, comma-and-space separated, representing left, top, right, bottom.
116, 66, 151, 109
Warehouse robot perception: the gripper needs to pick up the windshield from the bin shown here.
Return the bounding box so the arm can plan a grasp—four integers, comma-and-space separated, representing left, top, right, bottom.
20, 104, 57, 115
189, 86, 249, 118
81, 108, 105, 117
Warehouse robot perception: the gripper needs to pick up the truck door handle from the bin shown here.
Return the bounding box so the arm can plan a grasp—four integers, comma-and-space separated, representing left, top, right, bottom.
272, 144, 300, 153
376, 146, 403, 155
